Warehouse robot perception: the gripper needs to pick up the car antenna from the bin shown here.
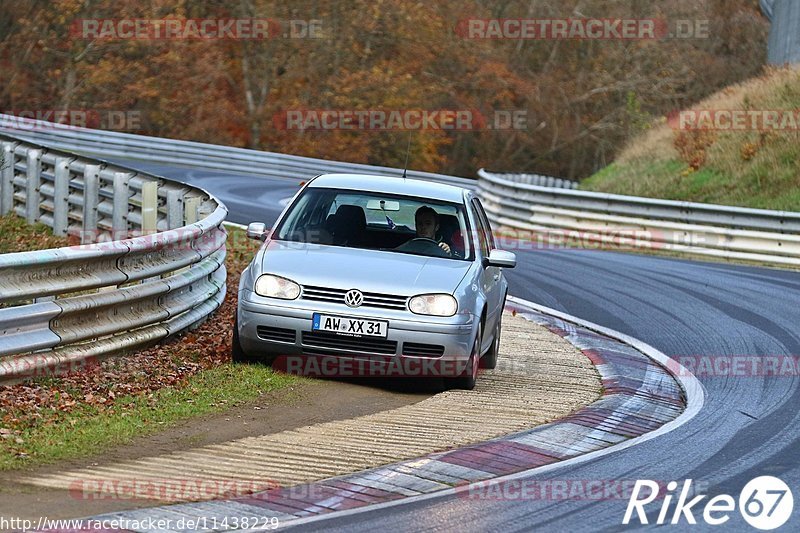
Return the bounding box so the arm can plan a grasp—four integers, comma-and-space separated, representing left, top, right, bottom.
401, 134, 412, 181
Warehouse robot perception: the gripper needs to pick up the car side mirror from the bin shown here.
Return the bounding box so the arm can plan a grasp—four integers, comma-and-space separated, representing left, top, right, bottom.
246, 222, 268, 240
485, 249, 516, 268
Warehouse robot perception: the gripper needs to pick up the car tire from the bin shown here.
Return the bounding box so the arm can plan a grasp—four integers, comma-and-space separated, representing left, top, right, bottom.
231, 314, 253, 364
480, 318, 501, 370
480, 294, 506, 370
449, 322, 481, 390
232, 315, 279, 367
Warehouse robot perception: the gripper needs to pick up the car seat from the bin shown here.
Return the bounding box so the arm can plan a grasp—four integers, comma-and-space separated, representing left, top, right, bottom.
329, 205, 367, 246
437, 214, 465, 257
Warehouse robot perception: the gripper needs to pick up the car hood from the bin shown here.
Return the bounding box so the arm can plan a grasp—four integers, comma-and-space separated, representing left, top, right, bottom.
259, 240, 471, 295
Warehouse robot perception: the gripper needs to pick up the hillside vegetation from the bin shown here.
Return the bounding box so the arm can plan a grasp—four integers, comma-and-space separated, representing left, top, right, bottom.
0, 0, 767, 179
582, 68, 800, 211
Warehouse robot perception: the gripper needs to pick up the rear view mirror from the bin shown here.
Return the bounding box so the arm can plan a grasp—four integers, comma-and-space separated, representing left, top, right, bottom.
366, 199, 400, 211
246, 222, 268, 240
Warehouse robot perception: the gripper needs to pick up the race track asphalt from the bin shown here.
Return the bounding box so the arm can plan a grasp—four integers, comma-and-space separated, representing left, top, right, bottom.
120, 161, 800, 531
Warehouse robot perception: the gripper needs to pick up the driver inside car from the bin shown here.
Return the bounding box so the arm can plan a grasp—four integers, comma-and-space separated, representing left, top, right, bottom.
395, 205, 452, 257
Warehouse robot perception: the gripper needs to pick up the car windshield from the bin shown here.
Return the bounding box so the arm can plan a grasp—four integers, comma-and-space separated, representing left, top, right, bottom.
273, 187, 473, 261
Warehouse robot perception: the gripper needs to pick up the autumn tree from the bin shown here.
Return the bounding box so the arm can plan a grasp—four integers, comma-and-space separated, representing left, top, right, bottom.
0, 0, 769, 180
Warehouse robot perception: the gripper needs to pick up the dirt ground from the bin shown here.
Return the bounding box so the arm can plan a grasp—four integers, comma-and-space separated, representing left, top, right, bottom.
0, 377, 435, 520
0, 314, 601, 523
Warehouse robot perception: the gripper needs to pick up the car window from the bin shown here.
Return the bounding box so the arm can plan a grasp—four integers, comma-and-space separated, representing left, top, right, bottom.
472, 198, 496, 249
274, 187, 473, 261
470, 201, 490, 257
328, 193, 458, 228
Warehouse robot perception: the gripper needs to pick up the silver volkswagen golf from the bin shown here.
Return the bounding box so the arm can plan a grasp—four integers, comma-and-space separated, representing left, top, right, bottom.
232, 173, 515, 389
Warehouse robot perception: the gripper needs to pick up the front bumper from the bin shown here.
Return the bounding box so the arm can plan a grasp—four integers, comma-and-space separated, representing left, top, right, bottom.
238, 290, 477, 366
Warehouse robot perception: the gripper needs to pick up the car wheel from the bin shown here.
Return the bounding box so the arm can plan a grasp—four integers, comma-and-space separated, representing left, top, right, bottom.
480, 317, 501, 370
449, 322, 481, 390
231, 314, 252, 364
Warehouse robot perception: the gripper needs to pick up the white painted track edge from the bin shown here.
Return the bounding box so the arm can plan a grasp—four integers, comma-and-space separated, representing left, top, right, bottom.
257, 296, 706, 531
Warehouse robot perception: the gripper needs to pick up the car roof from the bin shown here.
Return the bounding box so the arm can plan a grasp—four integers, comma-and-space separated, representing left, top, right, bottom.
307, 173, 469, 203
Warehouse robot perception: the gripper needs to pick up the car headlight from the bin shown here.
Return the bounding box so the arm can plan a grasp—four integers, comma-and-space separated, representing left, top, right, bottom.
255, 274, 301, 300
408, 294, 457, 316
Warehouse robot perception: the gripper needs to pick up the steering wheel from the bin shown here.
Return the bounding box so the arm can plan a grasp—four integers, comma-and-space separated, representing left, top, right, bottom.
409, 237, 439, 245
404, 237, 450, 257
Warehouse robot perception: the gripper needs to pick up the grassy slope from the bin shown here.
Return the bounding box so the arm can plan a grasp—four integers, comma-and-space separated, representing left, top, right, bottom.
1, 223, 301, 470
1, 365, 297, 470
0, 214, 71, 253
582, 67, 800, 211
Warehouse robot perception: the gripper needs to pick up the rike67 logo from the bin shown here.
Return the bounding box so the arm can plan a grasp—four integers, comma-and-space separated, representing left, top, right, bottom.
624, 477, 794, 530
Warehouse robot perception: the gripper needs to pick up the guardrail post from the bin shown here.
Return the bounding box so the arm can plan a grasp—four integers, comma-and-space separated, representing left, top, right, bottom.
82, 164, 100, 243
141, 180, 158, 234
166, 188, 184, 229
1, 142, 13, 215
184, 196, 201, 224
113, 171, 131, 240
0, 132, 229, 380
52, 157, 71, 236
25, 148, 42, 224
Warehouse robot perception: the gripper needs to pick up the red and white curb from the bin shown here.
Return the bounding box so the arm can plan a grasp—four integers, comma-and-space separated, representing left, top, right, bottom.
64, 297, 703, 532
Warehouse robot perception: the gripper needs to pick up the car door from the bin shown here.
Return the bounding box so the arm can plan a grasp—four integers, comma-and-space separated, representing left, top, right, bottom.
469, 198, 502, 349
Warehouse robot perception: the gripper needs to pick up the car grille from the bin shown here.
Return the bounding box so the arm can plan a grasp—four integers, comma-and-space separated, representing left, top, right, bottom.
402, 342, 445, 358
256, 326, 296, 344
301, 331, 398, 356
301, 285, 408, 310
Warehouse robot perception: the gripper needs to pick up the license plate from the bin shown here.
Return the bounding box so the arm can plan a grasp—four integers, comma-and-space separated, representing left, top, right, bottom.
312, 313, 388, 338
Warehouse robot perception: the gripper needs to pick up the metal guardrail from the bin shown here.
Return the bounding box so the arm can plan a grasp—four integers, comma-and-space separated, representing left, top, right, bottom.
3, 114, 797, 384
0, 113, 477, 188
478, 169, 800, 266
762, 0, 800, 65
0, 134, 227, 382
478, 172, 577, 190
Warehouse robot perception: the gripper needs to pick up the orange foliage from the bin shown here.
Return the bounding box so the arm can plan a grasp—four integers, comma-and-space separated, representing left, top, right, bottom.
0, 0, 769, 179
